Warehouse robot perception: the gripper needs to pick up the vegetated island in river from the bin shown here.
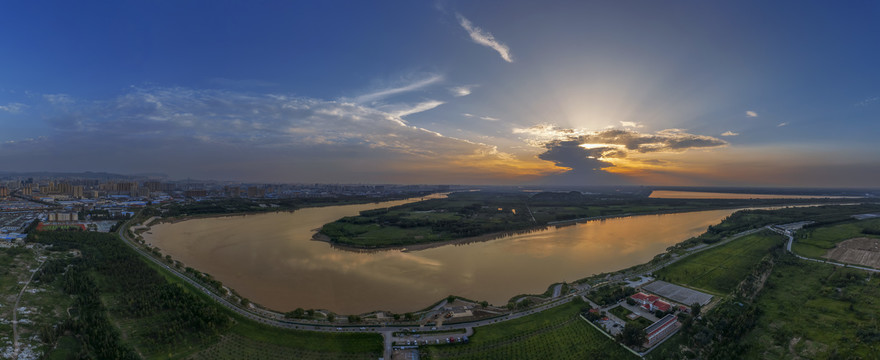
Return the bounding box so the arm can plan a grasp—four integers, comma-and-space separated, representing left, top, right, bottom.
317, 190, 871, 249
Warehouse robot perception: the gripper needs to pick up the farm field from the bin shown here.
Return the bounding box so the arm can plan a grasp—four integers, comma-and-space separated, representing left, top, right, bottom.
791, 218, 880, 258
653, 230, 786, 295
420, 299, 635, 360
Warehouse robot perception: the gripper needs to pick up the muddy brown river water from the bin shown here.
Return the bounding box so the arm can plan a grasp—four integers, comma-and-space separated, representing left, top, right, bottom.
144, 200, 740, 314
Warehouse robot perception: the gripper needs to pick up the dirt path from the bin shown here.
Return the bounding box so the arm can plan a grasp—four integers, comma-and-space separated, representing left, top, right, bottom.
12, 256, 46, 360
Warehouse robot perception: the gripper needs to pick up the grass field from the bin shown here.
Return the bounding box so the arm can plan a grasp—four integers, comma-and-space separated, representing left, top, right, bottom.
741, 258, 880, 359
792, 218, 880, 258
420, 299, 635, 360
653, 230, 786, 295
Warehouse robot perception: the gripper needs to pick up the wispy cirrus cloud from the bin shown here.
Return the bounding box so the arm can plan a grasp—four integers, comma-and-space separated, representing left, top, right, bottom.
387, 100, 446, 118
0, 87, 557, 183
777, 122, 788, 127
456, 14, 513, 63
461, 113, 499, 121
0, 102, 26, 113
856, 95, 879, 107
721, 131, 739, 136
354, 74, 444, 103
746, 110, 758, 118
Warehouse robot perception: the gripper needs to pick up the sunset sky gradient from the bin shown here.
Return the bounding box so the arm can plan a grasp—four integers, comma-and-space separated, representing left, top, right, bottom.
1, 1, 878, 186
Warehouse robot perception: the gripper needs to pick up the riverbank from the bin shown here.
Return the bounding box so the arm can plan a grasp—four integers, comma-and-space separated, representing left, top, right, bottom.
312, 226, 551, 253
321, 199, 864, 251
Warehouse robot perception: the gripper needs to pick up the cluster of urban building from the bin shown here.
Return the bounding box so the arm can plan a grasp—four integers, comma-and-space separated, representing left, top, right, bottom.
0, 173, 451, 245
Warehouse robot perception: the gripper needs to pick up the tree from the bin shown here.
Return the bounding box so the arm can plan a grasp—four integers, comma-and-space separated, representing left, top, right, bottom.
326, 313, 336, 322
447, 295, 456, 303
480, 301, 489, 308
691, 302, 702, 318
618, 324, 647, 347
285, 308, 306, 319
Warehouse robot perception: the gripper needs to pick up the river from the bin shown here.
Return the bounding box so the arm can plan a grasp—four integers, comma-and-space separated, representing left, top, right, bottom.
143, 200, 739, 314
649, 190, 850, 199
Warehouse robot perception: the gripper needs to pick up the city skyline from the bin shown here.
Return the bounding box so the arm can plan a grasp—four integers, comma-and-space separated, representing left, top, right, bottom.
1, 1, 879, 186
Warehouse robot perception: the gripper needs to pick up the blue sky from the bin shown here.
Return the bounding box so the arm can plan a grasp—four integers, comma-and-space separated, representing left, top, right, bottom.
1, 1, 878, 186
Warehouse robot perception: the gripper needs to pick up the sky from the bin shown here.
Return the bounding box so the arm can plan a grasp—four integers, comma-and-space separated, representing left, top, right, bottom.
1, 1, 878, 187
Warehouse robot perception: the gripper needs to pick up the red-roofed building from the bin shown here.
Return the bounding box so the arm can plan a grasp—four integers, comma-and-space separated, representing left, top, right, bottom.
631, 292, 650, 303
652, 300, 671, 312
631, 292, 673, 312
644, 314, 680, 347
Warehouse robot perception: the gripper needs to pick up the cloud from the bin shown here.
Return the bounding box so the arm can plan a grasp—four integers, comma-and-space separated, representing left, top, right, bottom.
449, 85, 477, 97
456, 14, 513, 63
619, 121, 644, 128
43, 94, 74, 105
777, 122, 788, 127
516, 125, 728, 158
462, 113, 474, 117
354, 74, 444, 103
746, 110, 758, 118
0, 87, 558, 183
856, 96, 879, 107
721, 131, 739, 136
480, 116, 500, 121
0, 102, 26, 113
388, 100, 445, 118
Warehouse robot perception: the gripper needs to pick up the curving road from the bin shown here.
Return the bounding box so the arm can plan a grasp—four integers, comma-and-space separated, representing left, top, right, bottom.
116, 217, 586, 358
773, 227, 880, 273
116, 213, 814, 359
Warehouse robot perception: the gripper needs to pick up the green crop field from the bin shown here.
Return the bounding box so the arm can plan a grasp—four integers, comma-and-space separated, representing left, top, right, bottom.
792, 218, 880, 258
420, 299, 635, 360
653, 230, 786, 295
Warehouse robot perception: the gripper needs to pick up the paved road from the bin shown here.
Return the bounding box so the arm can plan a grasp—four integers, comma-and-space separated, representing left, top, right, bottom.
774, 227, 880, 273
115, 213, 794, 360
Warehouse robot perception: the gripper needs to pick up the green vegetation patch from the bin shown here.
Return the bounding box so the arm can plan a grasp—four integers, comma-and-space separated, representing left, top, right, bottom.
654, 230, 786, 295
741, 258, 880, 359
792, 218, 880, 258
29, 230, 383, 360
420, 298, 634, 360
322, 191, 871, 248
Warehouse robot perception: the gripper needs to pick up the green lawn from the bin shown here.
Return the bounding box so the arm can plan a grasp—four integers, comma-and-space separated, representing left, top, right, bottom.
792, 218, 880, 258
420, 299, 635, 360
653, 230, 786, 295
